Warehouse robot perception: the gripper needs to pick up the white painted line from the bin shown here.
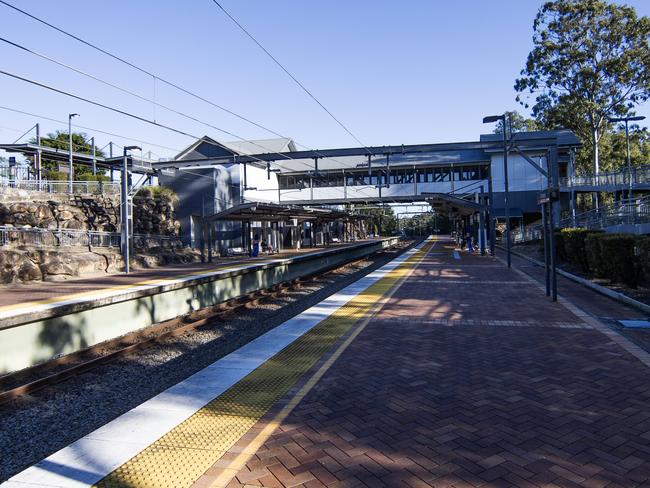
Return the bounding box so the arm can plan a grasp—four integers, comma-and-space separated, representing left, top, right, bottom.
2, 239, 430, 488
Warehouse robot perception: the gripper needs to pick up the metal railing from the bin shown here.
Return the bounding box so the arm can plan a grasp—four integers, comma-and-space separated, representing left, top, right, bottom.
560, 165, 650, 189
512, 195, 650, 243
0, 179, 120, 196
0, 226, 179, 249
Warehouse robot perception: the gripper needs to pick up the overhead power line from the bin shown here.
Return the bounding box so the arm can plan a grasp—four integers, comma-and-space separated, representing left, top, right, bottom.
0, 1, 357, 158
0, 2, 367, 178
0, 70, 348, 193
209, 0, 370, 152
0, 105, 182, 153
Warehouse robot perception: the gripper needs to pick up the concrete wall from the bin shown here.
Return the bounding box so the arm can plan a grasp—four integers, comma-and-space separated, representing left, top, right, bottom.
0, 238, 399, 374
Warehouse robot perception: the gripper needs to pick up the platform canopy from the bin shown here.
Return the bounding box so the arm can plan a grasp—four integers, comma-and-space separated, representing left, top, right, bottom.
207, 202, 365, 223
422, 192, 484, 216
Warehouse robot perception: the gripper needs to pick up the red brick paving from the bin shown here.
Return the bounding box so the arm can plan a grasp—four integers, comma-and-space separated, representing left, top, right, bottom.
209, 238, 650, 487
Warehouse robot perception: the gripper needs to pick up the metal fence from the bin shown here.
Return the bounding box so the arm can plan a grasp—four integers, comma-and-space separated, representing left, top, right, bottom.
0, 179, 120, 196
0, 226, 178, 249
560, 165, 650, 189
512, 195, 650, 243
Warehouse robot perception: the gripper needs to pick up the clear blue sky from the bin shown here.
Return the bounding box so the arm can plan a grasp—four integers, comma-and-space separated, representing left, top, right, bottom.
1, 0, 648, 159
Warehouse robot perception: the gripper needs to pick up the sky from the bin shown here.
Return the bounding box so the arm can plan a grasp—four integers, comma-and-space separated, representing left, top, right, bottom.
0, 0, 649, 161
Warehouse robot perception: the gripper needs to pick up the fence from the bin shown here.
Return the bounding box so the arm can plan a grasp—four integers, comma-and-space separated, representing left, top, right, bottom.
560, 165, 650, 189
0, 179, 120, 196
0, 226, 178, 250
512, 195, 650, 243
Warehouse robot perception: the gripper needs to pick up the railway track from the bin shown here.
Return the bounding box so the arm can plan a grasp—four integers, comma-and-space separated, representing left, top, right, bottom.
0, 244, 411, 407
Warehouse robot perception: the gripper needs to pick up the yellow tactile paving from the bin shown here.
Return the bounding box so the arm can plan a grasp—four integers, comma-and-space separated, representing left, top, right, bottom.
94, 240, 434, 488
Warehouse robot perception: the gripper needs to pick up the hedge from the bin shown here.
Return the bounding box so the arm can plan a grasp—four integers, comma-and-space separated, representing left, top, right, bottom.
636, 237, 650, 285
44, 170, 109, 182
559, 228, 605, 272
587, 234, 641, 286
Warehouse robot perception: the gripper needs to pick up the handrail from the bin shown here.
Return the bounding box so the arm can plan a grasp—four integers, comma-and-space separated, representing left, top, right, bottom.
0, 226, 178, 249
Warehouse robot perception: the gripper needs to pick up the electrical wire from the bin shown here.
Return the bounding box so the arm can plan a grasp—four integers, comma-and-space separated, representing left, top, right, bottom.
208, 0, 370, 153
0, 1, 365, 170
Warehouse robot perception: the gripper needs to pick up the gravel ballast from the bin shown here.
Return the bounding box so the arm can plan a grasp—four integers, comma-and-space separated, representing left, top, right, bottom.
0, 242, 414, 482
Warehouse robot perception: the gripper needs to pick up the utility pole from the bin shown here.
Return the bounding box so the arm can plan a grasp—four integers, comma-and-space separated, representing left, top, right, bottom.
68, 113, 79, 193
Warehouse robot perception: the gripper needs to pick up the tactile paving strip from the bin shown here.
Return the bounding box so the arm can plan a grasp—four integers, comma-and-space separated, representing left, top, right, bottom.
95, 242, 433, 488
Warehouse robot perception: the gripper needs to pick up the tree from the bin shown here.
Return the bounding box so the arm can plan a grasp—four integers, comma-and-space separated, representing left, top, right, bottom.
598, 124, 650, 172
355, 206, 398, 236
515, 0, 650, 175
28, 131, 105, 176
493, 110, 540, 135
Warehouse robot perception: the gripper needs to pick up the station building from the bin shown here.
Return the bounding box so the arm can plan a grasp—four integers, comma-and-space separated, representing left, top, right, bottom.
157, 129, 581, 249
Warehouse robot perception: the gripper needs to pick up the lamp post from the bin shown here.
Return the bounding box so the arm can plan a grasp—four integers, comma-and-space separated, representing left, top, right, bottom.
68, 113, 79, 193
483, 113, 511, 267
122, 145, 141, 274
608, 115, 646, 201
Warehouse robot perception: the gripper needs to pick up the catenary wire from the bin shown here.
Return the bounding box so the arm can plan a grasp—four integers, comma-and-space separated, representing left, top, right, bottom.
208, 0, 370, 153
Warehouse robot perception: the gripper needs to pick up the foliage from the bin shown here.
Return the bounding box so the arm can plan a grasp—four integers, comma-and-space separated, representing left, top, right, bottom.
28, 131, 106, 177
354, 206, 398, 236
45, 170, 109, 182
636, 237, 650, 285
136, 185, 178, 203
585, 233, 640, 287
559, 227, 604, 272
515, 0, 650, 175
493, 110, 540, 135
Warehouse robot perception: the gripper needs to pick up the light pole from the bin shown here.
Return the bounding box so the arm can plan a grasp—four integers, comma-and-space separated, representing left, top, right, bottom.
483, 113, 511, 267
608, 115, 645, 201
122, 145, 141, 274
68, 113, 79, 193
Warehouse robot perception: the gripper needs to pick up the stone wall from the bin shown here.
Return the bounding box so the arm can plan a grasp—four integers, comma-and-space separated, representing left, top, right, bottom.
0, 188, 195, 284
0, 193, 181, 235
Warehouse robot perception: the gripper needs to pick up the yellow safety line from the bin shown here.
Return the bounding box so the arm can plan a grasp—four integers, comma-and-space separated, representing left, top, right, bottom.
207, 238, 434, 488
0, 256, 279, 314
93, 239, 433, 488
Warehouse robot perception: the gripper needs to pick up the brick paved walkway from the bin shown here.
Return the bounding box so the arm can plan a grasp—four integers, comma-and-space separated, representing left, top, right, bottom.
207, 237, 650, 488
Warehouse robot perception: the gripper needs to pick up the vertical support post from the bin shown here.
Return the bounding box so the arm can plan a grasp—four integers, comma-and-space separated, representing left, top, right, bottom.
569, 149, 577, 227
121, 150, 130, 273
208, 223, 213, 262
109, 142, 114, 182
36, 123, 42, 190
549, 145, 559, 301
68, 118, 74, 194
502, 114, 511, 268
91, 137, 96, 175
625, 119, 633, 201
478, 185, 485, 255
542, 202, 550, 296
487, 163, 495, 256
200, 194, 206, 263
414, 165, 417, 196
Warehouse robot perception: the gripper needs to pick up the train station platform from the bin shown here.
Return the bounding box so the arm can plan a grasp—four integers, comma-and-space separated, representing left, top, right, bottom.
4, 236, 650, 487
0, 238, 398, 373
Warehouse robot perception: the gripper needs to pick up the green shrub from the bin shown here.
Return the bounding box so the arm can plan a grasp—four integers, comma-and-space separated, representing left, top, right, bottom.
44, 170, 68, 181
585, 234, 607, 278
635, 237, 650, 285
45, 171, 108, 182
597, 234, 639, 288
561, 228, 605, 272
151, 186, 178, 203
